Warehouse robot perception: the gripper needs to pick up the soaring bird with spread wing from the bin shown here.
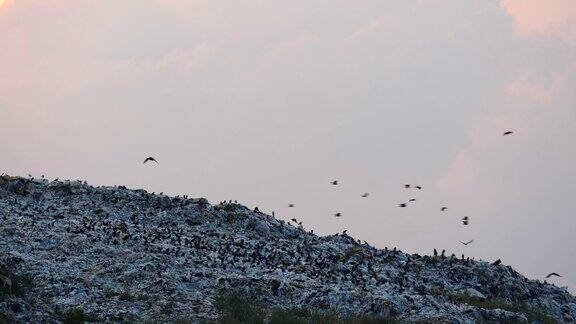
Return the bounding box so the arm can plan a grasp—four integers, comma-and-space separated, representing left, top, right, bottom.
143, 157, 159, 164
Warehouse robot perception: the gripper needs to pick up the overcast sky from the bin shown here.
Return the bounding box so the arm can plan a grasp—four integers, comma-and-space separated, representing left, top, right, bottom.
1, 0, 575, 290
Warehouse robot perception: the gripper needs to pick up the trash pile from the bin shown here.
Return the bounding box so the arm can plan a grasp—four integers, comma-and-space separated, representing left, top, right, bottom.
1, 175, 574, 323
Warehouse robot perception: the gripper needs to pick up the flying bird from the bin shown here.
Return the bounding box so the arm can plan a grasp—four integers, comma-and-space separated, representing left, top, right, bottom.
399, 203, 407, 208
331, 180, 339, 185
291, 218, 297, 223
462, 216, 469, 225
546, 273, 562, 279
460, 240, 474, 246
503, 131, 514, 136
441, 207, 448, 211
415, 186, 422, 190
404, 184, 411, 188
288, 204, 295, 208
361, 193, 370, 197
409, 198, 416, 202
143, 157, 158, 164
334, 212, 342, 217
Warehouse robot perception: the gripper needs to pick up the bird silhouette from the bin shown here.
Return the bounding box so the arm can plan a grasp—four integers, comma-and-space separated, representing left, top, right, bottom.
361, 193, 370, 197
459, 240, 474, 245
546, 273, 562, 279
334, 212, 342, 217
415, 186, 422, 190
441, 207, 448, 211
331, 180, 339, 185
399, 203, 407, 208
503, 131, 514, 136
492, 259, 502, 266
143, 157, 158, 164
462, 216, 469, 225
409, 198, 416, 202
404, 184, 410, 188
288, 204, 295, 208
291, 218, 297, 223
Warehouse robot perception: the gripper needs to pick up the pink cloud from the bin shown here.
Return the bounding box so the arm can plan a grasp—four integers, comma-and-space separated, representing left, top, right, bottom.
439, 2, 575, 201
436, 72, 560, 207
505, 72, 553, 105
501, 0, 576, 44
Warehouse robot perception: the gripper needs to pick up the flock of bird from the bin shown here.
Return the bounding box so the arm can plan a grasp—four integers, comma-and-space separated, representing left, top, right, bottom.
140, 129, 563, 281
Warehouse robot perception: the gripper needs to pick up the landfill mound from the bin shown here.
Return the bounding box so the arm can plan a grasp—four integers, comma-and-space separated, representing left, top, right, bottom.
1, 175, 575, 323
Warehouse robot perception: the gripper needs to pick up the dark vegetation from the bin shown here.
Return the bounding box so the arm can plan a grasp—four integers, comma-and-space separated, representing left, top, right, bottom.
450, 293, 557, 324
0, 262, 558, 324
0, 265, 33, 300
1, 262, 100, 324
0, 263, 33, 323
211, 291, 558, 324
60, 308, 98, 324
213, 293, 399, 324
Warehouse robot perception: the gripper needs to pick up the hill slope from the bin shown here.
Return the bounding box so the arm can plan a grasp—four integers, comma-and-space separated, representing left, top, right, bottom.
1, 175, 575, 323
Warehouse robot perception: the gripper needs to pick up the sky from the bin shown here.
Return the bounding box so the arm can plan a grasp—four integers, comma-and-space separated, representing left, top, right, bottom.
1, 1, 575, 290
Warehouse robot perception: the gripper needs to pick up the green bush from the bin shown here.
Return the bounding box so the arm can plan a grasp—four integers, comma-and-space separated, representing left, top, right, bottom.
61, 308, 98, 324
0, 266, 33, 299
309, 313, 399, 324
214, 293, 265, 324
213, 293, 399, 324
340, 316, 400, 324
269, 308, 311, 324
0, 311, 8, 324
450, 293, 556, 324
0, 265, 34, 323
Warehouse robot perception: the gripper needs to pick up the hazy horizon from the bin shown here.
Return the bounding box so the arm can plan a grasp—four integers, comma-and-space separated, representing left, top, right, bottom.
1, 0, 575, 291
